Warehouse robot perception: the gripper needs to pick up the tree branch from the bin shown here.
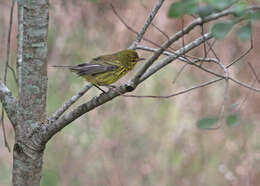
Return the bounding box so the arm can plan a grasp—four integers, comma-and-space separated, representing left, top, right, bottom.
42, 32, 214, 141
49, 83, 93, 121
41, 4, 260, 142
42, 86, 125, 142
130, 7, 238, 85
130, 0, 165, 48
123, 78, 223, 99
138, 33, 213, 84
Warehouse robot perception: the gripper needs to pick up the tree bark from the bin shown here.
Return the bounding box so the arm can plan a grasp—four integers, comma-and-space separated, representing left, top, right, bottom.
12, 0, 49, 185
12, 139, 44, 186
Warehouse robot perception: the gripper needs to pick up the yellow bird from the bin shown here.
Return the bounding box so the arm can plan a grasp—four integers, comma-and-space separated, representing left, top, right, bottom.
52, 49, 145, 92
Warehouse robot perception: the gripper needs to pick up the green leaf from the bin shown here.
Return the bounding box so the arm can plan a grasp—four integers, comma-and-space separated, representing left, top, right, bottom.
197, 116, 219, 129
194, 5, 217, 18
208, 0, 236, 10
228, 103, 239, 111
211, 21, 234, 39
168, 0, 197, 18
232, 1, 248, 17
237, 23, 252, 41
247, 10, 260, 21
226, 114, 239, 126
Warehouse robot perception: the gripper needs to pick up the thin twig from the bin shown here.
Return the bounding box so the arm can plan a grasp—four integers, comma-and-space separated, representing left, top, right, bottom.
136, 44, 218, 64
181, 18, 185, 49
115, 1, 186, 59
217, 77, 229, 128
8, 65, 18, 85
110, 4, 138, 37
49, 83, 93, 121
139, 0, 172, 41
183, 58, 260, 94
138, 33, 215, 84
131, 5, 247, 84
172, 64, 189, 85
201, 24, 207, 59
17, 0, 24, 95
226, 37, 253, 68
1, 0, 15, 152
123, 78, 223, 98
138, 37, 231, 87
230, 77, 260, 93
236, 72, 260, 112
205, 36, 230, 129
132, 0, 165, 47
247, 62, 260, 85
206, 39, 220, 62
110, 3, 167, 51
206, 39, 217, 55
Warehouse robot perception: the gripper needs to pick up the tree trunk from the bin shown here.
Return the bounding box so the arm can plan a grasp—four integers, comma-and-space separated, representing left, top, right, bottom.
12, 0, 49, 185
12, 139, 44, 186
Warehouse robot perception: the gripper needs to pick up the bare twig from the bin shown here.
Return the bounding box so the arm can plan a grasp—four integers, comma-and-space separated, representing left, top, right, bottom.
1, 0, 15, 152
136, 45, 205, 64
137, 44, 226, 81
236, 72, 260, 112
184, 59, 260, 94
49, 83, 93, 121
136, 44, 219, 65
113, 1, 184, 59
139, 0, 174, 42
110, 3, 167, 51
131, 5, 247, 85
123, 78, 223, 99
138, 33, 214, 84
3, 1, 14, 88
131, 0, 165, 47
226, 37, 253, 68
172, 64, 189, 85
206, 39, 220, 62
230, 77, 260, 93
181, 18, 185, 48
201, 24, 208, 59
205, 37, 230, 129
17, 0, 24, 95
110, 4, 139, 37
217, 78, 230, 128
151, 23, 170, 40
247, 62, 260, 85
8, 65, 18, 85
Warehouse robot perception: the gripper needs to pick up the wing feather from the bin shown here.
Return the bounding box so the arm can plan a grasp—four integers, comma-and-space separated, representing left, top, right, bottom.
69, 63, 118, 76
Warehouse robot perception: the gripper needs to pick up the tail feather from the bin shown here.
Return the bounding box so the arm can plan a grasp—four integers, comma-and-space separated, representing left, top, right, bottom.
51, 65, 74, 68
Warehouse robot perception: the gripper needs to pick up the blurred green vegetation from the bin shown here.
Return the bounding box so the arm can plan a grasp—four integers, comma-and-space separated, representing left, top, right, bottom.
1, 0, 260, 186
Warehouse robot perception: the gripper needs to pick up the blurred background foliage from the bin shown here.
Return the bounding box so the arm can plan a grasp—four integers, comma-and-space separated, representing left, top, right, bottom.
1, 0, 260, 185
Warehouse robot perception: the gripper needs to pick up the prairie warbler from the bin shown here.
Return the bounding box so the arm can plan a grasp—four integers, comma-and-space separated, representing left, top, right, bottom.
52, 50, 145, 91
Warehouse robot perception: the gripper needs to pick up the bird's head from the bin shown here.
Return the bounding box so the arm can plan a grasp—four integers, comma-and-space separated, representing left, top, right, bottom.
117, 49, 145, 69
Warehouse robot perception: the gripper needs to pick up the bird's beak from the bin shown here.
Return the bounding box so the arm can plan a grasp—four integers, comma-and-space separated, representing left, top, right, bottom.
138, 57, 146, 61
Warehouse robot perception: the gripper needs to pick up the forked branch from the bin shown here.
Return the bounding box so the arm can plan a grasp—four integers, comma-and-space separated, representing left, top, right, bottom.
41, 1, 260, 141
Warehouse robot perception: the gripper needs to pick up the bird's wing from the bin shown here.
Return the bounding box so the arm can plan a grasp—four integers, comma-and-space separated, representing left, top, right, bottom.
69, 62, 118, 76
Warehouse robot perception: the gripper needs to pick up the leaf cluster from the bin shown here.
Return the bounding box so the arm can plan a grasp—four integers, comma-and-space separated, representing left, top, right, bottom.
168, 0, 260, 40
197, 114, 239, 129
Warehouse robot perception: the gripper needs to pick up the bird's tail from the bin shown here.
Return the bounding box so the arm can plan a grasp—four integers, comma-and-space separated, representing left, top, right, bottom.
51, 65, 74, 68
